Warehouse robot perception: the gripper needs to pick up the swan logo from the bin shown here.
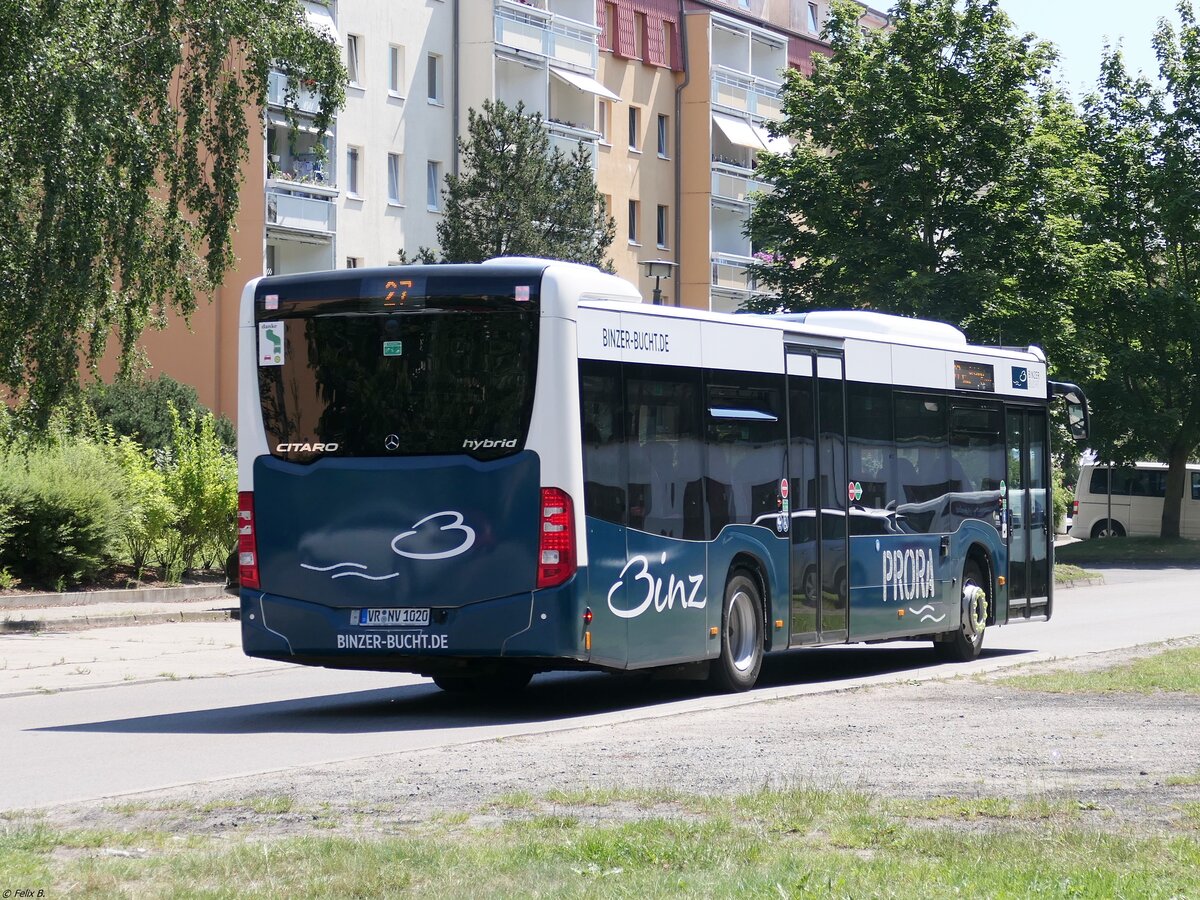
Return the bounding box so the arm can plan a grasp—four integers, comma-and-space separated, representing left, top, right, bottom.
300, 511, 476, 581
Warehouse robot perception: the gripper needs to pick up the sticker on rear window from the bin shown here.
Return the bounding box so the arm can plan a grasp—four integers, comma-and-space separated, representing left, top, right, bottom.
259, 321, 285, 367
383, 340, 403, 357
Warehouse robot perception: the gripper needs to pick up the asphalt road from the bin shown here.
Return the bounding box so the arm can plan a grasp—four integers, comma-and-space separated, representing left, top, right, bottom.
2, 564, 1198, 813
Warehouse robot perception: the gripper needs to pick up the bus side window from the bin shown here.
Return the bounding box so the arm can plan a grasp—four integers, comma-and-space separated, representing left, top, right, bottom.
579, 363, 627, 527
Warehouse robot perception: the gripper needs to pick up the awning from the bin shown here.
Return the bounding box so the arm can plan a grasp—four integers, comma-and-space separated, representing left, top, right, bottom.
303, 1, 339, 43
713, 112, 767, 151
549, 66, 622, 102
752, 124, 792, 154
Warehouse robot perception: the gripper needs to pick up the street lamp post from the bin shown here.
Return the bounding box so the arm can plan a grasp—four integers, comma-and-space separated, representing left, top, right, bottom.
640, 258, 677, 305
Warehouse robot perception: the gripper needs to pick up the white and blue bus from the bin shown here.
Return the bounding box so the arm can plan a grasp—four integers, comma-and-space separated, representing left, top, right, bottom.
235, 259, 1089, 693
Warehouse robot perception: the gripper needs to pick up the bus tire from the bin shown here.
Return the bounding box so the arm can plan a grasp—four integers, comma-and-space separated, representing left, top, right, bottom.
433, 668, 532, 695
709, 571, 764, 692
1091, 518, 1125, 539
934, 559, 988, 662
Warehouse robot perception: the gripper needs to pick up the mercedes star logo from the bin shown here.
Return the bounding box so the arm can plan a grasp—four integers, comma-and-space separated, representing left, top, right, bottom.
384, 434, 400, 451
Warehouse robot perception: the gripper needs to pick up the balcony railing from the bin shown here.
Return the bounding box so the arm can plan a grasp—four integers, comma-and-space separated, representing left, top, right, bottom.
495, 5, 598, 70
711, 67, 783, 121
546, 121, 598, 170
711, 253, 775, 292
266, 187, 336, 236
267, 70, 324, 116
711, 163, 773, 204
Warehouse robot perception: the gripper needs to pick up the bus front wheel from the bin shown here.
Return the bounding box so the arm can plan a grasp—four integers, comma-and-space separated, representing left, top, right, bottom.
934, 559, 988, 662
709, 571, 764, 692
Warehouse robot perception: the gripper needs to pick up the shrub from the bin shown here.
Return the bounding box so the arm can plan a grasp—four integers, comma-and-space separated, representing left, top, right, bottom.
0, 442, 124, 588
159, 408, 237, 577
87, 374, 235, 452
107, 438, 177, 580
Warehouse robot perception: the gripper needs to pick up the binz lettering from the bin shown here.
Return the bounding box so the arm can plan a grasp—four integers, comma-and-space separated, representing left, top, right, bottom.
607, 553, 705, 620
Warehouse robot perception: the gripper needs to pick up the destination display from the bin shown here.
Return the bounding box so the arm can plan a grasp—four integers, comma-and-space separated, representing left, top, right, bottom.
954, 360, 995, 392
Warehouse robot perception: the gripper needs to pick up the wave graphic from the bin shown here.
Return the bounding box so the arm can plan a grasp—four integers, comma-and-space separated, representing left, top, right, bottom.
301, 561, 398, 581
908, 604, 946, 624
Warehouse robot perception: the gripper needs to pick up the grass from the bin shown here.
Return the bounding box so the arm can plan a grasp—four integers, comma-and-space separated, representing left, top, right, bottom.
1054, 562, 1100, 584
1166, 772, 1200, 787
1001, 645, 1200, 695
3, 787, 1198, 898
1057, 536, 1200, 565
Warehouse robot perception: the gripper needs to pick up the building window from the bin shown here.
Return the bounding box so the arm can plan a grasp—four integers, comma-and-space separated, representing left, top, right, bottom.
347, 35, 362, 86
657, 205, 669, 248
387, 153, 402, 204
807, 2, 820, 34
427, 160, 442, 210
427, 53, 443, 104
628, 106, 640, 151
598, 100, 611, 143
388, 45, 405, 96
346, 257, 361, 269
346, 146, 361, 196
602, 2, 616, 51
633, 13, 646, 59
662, 20, 674, 66
657, 114, 669, 157
628, 199, 640, 243
265, 245, 276, 277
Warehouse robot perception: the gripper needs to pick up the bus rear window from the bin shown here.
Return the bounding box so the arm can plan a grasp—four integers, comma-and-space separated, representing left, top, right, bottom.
257, 299, 538, 462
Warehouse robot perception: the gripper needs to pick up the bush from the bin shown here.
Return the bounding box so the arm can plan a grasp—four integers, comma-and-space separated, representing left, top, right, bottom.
87, 374, 235, 452
0, 442, 124, 589
158, 408, 237, 577
1052, 457, 1069, 532
107, 438, 177, 580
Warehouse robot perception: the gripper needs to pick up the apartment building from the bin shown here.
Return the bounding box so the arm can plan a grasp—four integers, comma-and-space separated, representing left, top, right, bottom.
132, 0, 885, 417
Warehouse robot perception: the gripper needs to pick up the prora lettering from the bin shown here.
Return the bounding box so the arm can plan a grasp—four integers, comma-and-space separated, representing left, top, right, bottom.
882, 547, 936, 603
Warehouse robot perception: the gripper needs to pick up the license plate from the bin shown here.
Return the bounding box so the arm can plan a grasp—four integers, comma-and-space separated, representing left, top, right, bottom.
357, 608, 430, 627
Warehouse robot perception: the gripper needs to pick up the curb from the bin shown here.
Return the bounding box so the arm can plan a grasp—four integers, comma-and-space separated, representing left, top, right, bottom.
0, 608, 234, 634
0, 583, 229, 611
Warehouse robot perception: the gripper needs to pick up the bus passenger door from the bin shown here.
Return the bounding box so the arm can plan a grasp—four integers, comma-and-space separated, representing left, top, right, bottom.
786, 348, 849, 645
1005, 407, 1050, 619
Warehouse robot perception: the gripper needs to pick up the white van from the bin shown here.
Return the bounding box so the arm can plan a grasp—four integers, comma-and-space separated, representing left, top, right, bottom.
1069, 462, 1200, 539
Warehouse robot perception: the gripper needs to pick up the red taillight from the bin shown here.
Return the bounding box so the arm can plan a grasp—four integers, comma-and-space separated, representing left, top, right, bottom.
1072, 499, 1079, 517
537, 487, 576, 589
238, 491, 260, 590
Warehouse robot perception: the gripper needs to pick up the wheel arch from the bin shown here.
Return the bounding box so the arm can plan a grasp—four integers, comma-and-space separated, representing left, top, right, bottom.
963, 543, 996, 627
728, 551, 770, 643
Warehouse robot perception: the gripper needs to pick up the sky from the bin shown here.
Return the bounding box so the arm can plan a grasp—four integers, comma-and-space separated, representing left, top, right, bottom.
994, 0, 1184, 98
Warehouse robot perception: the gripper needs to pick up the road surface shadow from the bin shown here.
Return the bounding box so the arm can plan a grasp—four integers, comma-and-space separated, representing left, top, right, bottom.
35, 644, 1031, 737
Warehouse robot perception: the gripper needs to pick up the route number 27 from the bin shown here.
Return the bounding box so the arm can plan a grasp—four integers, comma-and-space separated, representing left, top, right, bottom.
384, 279, 413, 307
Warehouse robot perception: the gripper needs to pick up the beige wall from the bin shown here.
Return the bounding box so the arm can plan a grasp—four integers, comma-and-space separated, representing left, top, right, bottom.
597, 51, 681, 304
678, 11, 713, 310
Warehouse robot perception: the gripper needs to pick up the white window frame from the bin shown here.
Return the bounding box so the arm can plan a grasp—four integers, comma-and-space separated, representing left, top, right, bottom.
657, 114, 669, 158
347, 34, 363, 87
388, 45, 406, 97
427, 160, 442, 210
387, 153, 403, 205
628, 106, 641, 152
427, 53, 443, 105
807, 2, 820, 34
598, 100, 611, 144
346, 146, 361, 197
627, 199, 640, 244
656, 204, 669, 249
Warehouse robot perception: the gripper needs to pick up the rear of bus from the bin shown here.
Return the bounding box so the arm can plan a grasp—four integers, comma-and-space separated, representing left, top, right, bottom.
235, 261, 618, 683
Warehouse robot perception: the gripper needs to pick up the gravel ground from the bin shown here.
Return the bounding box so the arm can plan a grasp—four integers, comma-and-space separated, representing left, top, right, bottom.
31, 637, 1200, 838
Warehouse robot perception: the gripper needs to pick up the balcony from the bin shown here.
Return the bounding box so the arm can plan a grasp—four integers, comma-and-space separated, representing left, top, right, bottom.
266, 185, 336, 237
267, 70, 325, 117
710, 252, 776, 313
711, 67, 783, 121
711, 162, 773, 206
495, 2, 598, 70
546, 120, 598, 170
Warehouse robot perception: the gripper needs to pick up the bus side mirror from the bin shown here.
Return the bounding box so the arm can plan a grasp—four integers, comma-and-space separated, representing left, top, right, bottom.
1050, 381, 1090, 442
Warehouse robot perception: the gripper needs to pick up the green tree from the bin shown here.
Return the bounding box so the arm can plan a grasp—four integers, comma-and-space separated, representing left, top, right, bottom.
745, 0, 1093, 356
407, 100, 615, 267
0, 0, 345, 426
1074, 3, 1200, 538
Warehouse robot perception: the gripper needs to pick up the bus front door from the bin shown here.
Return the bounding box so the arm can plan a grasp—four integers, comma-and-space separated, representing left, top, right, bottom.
1005, 407, 1051, 620
787, 348, 849, 645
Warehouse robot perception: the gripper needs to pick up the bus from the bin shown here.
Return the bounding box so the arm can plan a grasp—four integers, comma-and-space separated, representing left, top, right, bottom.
235, 259, 1089, 693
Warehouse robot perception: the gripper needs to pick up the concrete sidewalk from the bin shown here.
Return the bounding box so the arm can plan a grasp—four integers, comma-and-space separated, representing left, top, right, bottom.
0, 588, 285, 698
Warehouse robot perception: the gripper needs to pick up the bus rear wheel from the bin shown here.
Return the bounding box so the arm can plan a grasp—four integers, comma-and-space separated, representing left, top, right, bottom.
709, 571, 764, 692
934, 560, 988, 662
